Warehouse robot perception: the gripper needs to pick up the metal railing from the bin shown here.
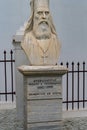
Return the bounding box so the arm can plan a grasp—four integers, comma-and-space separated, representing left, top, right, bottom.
61, 62, 87, 110
0, 50, 15, 102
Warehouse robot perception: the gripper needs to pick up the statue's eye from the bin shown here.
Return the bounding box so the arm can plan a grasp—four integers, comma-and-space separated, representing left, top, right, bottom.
45, 11, 49, 15
38, 11, 43, 15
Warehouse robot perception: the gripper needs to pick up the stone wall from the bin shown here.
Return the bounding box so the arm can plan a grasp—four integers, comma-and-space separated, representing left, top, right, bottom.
0, 103, 87, 130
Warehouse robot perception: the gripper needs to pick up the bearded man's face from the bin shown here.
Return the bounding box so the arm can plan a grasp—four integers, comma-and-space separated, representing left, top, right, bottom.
33, 8, 51, 39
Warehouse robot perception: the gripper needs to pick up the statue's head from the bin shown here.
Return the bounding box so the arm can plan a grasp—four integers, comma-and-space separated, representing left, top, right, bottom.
25, 0, 57, 39
33, 0, 52, 39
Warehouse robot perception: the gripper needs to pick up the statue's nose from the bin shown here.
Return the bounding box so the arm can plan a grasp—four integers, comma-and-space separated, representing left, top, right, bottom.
42, 12, 46, 18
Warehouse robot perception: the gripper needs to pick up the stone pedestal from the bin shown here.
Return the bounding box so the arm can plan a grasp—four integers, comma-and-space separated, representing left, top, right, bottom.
18, 65, 67, 130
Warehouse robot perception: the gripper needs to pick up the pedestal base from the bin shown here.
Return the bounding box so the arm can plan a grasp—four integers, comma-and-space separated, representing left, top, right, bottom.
18, 65, 67, 130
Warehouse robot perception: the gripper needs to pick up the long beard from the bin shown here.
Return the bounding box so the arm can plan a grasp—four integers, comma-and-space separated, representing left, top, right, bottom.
33, 21, 51, 39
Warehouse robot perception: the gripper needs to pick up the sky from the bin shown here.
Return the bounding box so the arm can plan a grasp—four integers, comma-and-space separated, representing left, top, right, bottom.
0, 0, 87, 63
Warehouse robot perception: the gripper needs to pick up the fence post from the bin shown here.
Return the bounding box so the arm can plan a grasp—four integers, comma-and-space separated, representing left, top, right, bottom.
66, 62, 69, 110
10, 50, 14, 102
4, 50, 7, 101
72, 62, 74, 110
77, 62, 80, 109
83, 62, 85, 108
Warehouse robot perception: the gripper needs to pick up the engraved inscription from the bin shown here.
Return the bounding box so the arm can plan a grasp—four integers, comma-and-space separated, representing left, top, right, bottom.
28, 92, 60, 96
28, 78, 61, 86
27, 77, 62, 99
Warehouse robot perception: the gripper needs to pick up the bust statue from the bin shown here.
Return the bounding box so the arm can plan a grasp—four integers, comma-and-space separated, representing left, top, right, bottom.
21, 0, 61, 65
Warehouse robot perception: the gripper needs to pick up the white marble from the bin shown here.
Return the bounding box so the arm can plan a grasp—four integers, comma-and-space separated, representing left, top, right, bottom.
18, 65, 67, 130
18, 65, 68, 75
21, 0, 61, 65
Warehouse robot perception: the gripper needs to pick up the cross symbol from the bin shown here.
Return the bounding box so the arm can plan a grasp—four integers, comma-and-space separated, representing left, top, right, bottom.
41, 54, 48, 64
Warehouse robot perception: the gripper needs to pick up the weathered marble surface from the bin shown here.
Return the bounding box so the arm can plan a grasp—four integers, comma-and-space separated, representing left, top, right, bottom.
21, 0, 61, 65
0, 108, 87, 130
18, 65, 68, 75
18, 65, 68, 130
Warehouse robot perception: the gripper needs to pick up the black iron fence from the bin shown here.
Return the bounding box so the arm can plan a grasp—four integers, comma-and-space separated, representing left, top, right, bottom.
0, 50, 15, 102
61, 62, 87, 110
0, 50, 87, 111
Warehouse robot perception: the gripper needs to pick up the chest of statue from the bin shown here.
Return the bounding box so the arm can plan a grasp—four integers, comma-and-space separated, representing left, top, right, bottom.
28, 37, 58, 65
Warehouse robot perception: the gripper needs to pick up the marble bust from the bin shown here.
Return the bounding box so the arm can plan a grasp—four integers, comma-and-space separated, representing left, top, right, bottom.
21, 0, 61, 65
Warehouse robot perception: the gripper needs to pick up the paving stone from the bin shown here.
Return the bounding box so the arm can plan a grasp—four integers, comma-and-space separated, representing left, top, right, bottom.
0, 108, 87, 130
